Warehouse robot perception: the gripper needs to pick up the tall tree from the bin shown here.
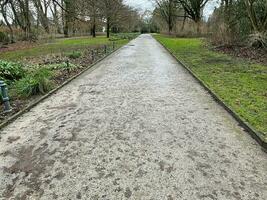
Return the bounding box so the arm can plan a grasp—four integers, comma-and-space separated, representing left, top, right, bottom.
0, 0, 14, 42
244, 0, 267, 33
83, 0, 99, 37
99, 0, 124, 38
32, 0, 50, 33
62, 0, 76, 37
154, 0, 177, 33
9, 0, 33, 39
175, 0, 209, 33
50, 0, 62, 34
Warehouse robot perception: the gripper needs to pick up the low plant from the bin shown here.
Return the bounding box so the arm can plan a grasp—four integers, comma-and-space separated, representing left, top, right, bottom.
47, 62, 79, 72
13, 68, 53, 97
66, 51, 82, 59
63, 61, 80, 72
0, 60, 25, 81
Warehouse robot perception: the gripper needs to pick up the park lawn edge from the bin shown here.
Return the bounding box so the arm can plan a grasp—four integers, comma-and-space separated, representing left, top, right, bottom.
0, 37, 133, 131
0, 34, 136, 61
153, 34, 267, 149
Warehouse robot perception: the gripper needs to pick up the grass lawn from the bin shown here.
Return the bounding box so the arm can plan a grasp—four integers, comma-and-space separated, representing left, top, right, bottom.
154, 34, 267, 142
0, 36, 128, 61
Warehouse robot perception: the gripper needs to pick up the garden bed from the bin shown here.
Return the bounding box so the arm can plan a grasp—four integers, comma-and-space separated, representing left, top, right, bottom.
213, 45, 267, 65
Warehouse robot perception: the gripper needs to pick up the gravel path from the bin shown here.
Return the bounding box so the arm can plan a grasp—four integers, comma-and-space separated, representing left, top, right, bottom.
0, 34, 266, 200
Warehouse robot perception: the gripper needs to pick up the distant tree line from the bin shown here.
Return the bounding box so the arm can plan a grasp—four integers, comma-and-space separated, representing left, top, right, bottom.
151, 0, 267, 47
152, 0, 209, 34
208, 0, 267, 47
0, 0, 141, 42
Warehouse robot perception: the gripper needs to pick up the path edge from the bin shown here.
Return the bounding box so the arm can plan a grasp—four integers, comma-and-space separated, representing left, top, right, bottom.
0, 40, 131, 131
153, 35, 267, 151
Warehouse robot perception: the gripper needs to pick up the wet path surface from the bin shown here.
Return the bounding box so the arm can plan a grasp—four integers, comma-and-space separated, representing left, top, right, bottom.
0, 35, 266, 200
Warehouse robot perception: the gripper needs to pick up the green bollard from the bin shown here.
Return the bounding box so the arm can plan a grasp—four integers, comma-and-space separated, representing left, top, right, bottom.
0, 80, 12, 112
104, 45, 107, 54
91, 50, 94, 61
112, 42, 115, 50
66, 60, 70, 73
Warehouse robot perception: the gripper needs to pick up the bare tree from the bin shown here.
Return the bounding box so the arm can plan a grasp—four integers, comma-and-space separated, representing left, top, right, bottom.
0, 0, 15, 42
8, 0, 34, 39
154, 0, 177, 33
175, 0, 209, 33
244, 0, 267, 33
99, 0, 124, 38
82, 0, 99, 37
0, 0, 141, 42
50, 0, 62, 34
32, 0, 50, 33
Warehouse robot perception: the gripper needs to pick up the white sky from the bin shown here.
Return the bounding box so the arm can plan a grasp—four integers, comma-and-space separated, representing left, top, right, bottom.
124, 0, 154, 12
124, 0, 220, 19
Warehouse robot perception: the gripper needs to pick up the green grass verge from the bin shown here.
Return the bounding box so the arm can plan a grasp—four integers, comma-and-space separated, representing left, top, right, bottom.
154, 34, 267, 142
0, 36, 128, 61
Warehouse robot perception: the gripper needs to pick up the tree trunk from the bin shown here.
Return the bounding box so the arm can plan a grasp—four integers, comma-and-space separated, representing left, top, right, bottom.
196, 20, 201, 35
92, 24, 96, 37
168, 0, 172, 34
63, 0, 71, 37
33, 0, 50, 33
107, 17, 110, 38
92, 15, 96, 38
51, 2, 62, 34
10, 0, 23, 28
64, 24, 69, 37
1, 3, 15, 43
42, 19, 50, 33
244, 0, 261, 32
168, 23, 173, 34
12, 0, 31, 40
181, 11, 186, 31
24, 0, 32, 40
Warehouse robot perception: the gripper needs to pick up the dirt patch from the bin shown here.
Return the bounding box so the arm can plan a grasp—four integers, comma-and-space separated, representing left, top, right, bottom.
213, 45, 267, 65
0, 41, 38, 53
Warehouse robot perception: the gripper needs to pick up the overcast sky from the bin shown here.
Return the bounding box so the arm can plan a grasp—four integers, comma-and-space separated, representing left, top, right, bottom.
124, 0, 220, 19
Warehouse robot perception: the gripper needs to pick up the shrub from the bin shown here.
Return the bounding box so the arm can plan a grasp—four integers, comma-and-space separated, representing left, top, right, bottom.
66, 51, 82, 59
14, 68, 53, 97
0, 60, 25, 81
249, 32, 267, 49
